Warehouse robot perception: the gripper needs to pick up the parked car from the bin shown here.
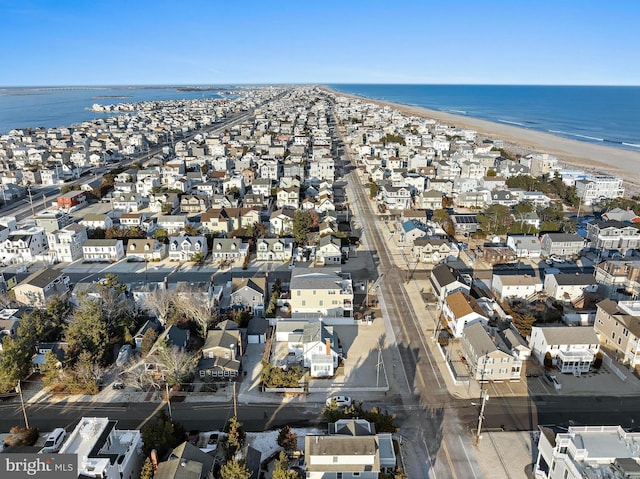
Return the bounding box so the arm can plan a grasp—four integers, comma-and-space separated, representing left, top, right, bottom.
544, 373, 562, 390
112, 381, 125, 390
39, 428, 66, 453
326, 396, 352, 407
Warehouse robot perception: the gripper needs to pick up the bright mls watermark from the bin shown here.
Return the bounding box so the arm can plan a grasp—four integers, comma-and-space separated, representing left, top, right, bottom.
2, 454, 76, 479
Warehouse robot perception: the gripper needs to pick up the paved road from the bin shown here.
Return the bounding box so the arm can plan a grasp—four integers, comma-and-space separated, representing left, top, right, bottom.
333, 114, 478, 478
0, 399, 323, 433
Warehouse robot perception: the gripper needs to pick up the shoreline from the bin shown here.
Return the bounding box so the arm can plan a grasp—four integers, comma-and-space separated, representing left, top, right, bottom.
324, 86, 640, 193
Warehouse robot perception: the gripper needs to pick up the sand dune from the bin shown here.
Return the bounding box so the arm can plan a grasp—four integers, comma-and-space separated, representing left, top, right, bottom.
327, 88, 640, 191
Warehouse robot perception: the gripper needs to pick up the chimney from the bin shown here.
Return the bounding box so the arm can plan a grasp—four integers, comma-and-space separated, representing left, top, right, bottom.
326, 338, 331, 356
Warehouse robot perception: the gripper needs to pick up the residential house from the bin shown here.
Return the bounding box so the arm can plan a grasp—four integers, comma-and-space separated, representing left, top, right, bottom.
126, 239, 167, 262
543, 273, 598, 305
230, 277, 266, 316
585, 220, 640, 256
198, 320, 242, 380
269, 209, 295, 235
442, 291, 489, 338
82, 239, 125, 262
154, 442, 214, 479
290, 268, 354, 318
460, 322, 522, 382
575, 175, 624, 205
316, 235, 342, 265
80, 213, 114, 231
594, 299, 640, 367
149, 192, 179, 213
412, 237, 456, 263
400, 219, 429, 244
56, 190, 87, 211
46, 223, 87, 263
379, 183, 412, 209
168, 235, 208, 262
540, 233, 585, 259
429, 264, 471, 309
594, 259, 640, 300
601, 207, 640, 223
32, 341, 67, 373
111, 192, 144, 212
417, 189, 443, 211
299, 321, 339, 378
534, 425, 640, 479
481, 245, 518, 266
0, 226, 48, 264
506, 235, 542, 258
256, 238, 294, 261
305, 419, 396, 478
59, 417, 143, 479
276, 186, 300, 209
491, 274, 543, 302
450, 214, 479, 236
13, 268, 70, 307
34, 209, 72, 234
157, 215, 189, 235
180, 194, 210, 214
211, 238, 249, 261
529, 326, 599, 374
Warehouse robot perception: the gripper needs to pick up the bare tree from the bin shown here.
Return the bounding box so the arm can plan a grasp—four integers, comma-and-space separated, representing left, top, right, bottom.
172, 286, 218, 338
140, 287, 173, 326
147, 340, 197, 387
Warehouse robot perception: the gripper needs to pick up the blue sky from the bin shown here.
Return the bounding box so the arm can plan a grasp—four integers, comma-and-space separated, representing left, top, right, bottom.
1, 0, 639, 86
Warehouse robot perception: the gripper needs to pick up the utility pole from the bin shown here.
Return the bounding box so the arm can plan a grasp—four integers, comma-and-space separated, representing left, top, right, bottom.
475, 391, 489, 445
232, 382, 237, 418
16, 381, 30, 429
27, 186, 35, 217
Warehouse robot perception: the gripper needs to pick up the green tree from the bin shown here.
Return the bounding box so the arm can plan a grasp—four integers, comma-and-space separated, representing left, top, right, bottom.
220, 459, 251, 479
141, 328, 159, 356
322, 401, 398, 433
273, 451, 298, 479
292, 210, 311, 245
40, 351, 62, 387
432, 208, 450, 225
141, 411, 186, 457
223, 416, 246, 457
486, 169, 497, 177
190, 251, 204, 264
277, 425, 298, 452
369, 182, 379, 199
65, 298, 109, 365
0, 333, 37, 392
478, 205, 512, 235
139, 457, 154, 479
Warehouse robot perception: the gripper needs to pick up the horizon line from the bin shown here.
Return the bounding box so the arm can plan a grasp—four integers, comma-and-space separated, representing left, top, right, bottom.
1, 82, 639, 88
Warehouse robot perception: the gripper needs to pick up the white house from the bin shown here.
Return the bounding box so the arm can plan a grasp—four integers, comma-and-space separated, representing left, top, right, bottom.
82, 239, 124, 262
442, 291, 489, 338
543, 273, 599, 304
46, 223, 87, 263
0, 226, 48, 264
256, 238, 294, 261
316, 235, 342, 265
506, 235, 541, 258
529, 326, 599, 375
59, 417, 143, 479
491, 274, 543, 302
168, 235, 208, 261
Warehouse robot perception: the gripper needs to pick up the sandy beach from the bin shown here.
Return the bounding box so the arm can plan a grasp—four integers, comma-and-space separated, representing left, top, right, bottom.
325, 87, 640, 192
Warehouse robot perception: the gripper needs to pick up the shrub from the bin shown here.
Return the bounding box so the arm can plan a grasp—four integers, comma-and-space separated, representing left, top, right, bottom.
4, 427, 39, 447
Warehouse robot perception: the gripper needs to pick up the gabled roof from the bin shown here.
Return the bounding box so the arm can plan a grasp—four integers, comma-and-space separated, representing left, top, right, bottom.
445, 291, 486, 319
231, 277, 266, 296
154, 441, 214, 479
532, 326, 598, 345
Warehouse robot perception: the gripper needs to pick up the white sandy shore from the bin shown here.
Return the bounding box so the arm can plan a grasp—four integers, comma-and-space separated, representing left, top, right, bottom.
325, 87, 640, 191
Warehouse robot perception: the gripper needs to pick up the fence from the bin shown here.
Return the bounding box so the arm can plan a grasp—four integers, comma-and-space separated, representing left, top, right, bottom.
603, 352, 628, 382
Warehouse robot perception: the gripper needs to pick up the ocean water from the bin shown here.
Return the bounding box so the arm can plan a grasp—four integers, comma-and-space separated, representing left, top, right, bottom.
329, 84, 640, 151
0, 86, 226, 134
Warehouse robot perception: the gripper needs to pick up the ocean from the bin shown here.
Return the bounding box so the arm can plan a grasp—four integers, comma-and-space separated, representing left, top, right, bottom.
329, 84, 640, 151
0, 86, 227, 134
1, 84, 639, 152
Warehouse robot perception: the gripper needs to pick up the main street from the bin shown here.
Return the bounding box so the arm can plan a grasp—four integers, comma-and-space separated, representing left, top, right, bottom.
331, 104, 481, 478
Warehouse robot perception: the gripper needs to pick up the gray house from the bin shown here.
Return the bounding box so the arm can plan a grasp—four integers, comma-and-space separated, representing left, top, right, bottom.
230, 277, 266, 316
